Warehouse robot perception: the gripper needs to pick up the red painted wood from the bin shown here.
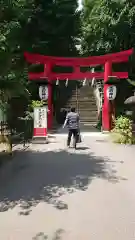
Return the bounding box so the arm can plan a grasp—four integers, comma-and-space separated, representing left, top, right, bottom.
49, 55, 129, 66
102, 61, 112, 131
45, 62, 53, 129
48, 80, 53, 129
24, 48, 133, 65
28, 71, 128, 80
34, 128, 47, 137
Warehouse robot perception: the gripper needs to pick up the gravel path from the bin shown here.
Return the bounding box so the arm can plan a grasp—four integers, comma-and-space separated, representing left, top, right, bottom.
0, 134, 135, 240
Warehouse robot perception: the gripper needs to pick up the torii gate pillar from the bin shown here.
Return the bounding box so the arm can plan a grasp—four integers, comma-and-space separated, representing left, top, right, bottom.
48, 79, 53, 129
46, 62, 53, 129
102, 61, 112, 131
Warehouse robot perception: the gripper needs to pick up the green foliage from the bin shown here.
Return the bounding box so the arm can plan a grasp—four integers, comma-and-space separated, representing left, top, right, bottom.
115, 116, 132, 131
0, 0, 80, 105
0, 0, 32, 74
81, 0, 135, 55
111, 116, 135, 144
0, 0, 32, 102
28, 0, 80, 56
24, 100, 46, 119
127, 78, 135, 87
20, 100, 46, 120
30, 100, 45, 109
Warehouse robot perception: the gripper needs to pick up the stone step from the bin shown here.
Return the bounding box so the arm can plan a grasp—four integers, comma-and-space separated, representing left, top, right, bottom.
80, 118, 98, 121
80, 115, 97, 118
79, 105, 97, 108
69, 94, 95, 98
79, 109, 97, 112
65, 104, 97, 108
80, 122, 97, 125
78, 99, 96, 102
78, 93, 95, 96
80, 113, 97, 116
80, 119, 97, 122
79, 104, 97, 107
65, 105, 97, 109
79, 108, 97, 112
78, 101, 97, 105
71, 92, 95, 96
79, 112, 97, 115
77, 87, 94, 91
80, 119, 98, 122
80, 114, 98, 118
72, 88, 94, 93
79, 106, 97, 109
80, 119, 98, 123
71, 94, 95, 98
70, 89, 95, 93
78, 91, 95, 94
79, 115, 97, 118
66, 107, 97, 111
78, 107, 97, 110
67, 97, 96, 101
60, 85, 98, 124
80, 113, 97, 115
66, 103, 96, 106
67, 99, 96, 103
79, 110, 97, 114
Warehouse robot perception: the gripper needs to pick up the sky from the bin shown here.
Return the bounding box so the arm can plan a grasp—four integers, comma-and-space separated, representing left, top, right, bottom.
78, 0, 83, 10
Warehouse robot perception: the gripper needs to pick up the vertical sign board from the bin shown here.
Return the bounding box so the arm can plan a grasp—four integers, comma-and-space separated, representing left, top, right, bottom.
33, 107, 47, 137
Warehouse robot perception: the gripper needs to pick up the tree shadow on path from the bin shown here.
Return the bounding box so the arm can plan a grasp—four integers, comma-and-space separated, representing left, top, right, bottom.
33, 228, 64, 240
0, 148, 123, 214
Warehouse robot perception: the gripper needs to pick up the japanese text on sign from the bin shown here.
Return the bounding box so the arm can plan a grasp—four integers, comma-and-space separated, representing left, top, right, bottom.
107, 85, 117, 100
34, 107, 47, 129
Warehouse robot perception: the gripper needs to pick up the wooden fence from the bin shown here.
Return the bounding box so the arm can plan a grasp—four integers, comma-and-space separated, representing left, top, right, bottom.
0, 119, 33, 152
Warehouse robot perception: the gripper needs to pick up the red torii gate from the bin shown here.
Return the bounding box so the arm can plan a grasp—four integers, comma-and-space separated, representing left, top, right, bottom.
24, 48, 133, 131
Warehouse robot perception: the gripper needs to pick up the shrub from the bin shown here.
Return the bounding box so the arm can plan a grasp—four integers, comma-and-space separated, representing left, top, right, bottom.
111, 116, 135, 144
30, 100, 45, 109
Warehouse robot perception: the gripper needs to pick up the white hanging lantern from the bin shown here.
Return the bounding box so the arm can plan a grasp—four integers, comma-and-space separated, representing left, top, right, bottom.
56, 78, 59, 85
65, 78, 68, 87
39, 85, 48, 100
106, 85, 117, 100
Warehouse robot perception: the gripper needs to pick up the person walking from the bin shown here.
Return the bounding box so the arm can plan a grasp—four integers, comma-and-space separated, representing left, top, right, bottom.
63, 107, 80, 149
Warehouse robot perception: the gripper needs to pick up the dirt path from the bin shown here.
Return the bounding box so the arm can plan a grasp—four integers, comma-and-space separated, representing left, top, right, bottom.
0, 134, 135, 240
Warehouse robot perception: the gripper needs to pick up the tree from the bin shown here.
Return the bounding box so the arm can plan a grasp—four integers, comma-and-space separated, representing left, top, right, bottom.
0, 0, 80, 103
0, 0, 33, 74
0, 0, 33, 112
81, 0, 135, 56
24, 0, 80, 56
